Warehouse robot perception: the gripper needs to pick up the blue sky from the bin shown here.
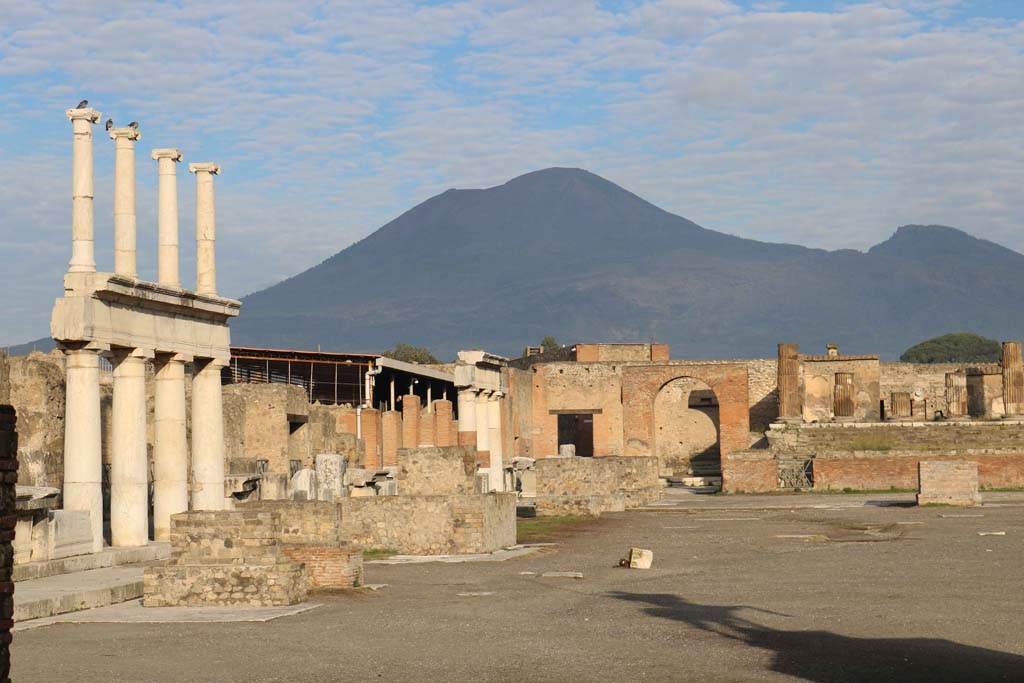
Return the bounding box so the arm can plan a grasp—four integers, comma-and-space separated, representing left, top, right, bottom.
1, 0, 1022, 344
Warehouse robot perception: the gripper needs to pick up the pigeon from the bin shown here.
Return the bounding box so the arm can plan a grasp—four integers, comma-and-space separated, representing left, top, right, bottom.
129, 121, 139, 130
76, 99, 88, 109
105, 118, 113, 131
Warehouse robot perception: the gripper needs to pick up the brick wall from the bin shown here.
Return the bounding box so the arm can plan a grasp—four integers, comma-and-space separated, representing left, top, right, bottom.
812, 451, 1024, 490
721, 451, 777, 493
339, 493, 516, 555
281, 546, 362, 589
0, 400, 17, 682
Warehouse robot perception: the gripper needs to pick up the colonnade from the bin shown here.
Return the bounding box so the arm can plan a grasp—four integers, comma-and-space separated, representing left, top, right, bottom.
62, 107, 229, 550
457, 388, 505, 491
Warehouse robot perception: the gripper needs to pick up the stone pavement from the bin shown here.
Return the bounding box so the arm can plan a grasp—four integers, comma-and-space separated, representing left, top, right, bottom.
640, 487, 1024, 511
14, 565, 144, 622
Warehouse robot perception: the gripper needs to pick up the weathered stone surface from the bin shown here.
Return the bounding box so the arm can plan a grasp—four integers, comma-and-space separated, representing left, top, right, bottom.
628, 547, 653, 569
917, 460, 981, 507
395, 446, 476, 496
533, 456, 660, 515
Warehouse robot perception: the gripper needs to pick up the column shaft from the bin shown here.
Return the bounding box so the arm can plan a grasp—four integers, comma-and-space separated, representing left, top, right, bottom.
153, 149, 183, 287
457, 389, 477, 446
63, 349, 103, 552
153, 356, 188, 540
67, 108, 100, 273
111, 129, 141, 278
110, 353, 148, 547
475, 391, 491, 467
776, 342, 801, 420
487, 394, 504, 492
1001, 341, 1023, 417
191, 360, 225, 510
190, 163, 220, 296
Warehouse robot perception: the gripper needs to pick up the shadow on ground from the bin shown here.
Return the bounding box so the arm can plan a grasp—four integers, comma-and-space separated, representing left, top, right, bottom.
611, 592, 1024, 682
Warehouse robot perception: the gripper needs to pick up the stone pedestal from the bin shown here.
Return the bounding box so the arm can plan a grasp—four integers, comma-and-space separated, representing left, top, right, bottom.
110, 351, 149, 547
62, 348, 104, 552
917, 461, 980, 507
153, 355, 189, 541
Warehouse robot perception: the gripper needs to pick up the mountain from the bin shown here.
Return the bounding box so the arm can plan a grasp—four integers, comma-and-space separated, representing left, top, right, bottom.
136, 168, 1024, 359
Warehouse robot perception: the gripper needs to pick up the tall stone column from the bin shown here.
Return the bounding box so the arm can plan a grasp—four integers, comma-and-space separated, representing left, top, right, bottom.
109, 349, 149, 547
152, 149, 183, 288
189, 163, 220, 296
945, 371, 968, 418
191, 359, 226, 510
110, 126, 141, 278
1001, 341, 1023, 417
153, 354, 188, 540
402, 393, 420, 449
475, 390, 491, 468
776, 343, 801, 421
63, 347, 104, 552
66, 107, 101, 273
487, 393, 504, 492
457, 389, 477, 447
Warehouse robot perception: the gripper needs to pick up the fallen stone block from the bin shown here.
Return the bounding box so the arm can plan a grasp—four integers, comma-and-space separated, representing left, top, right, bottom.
627, 547, 653, 569
540, 571, 583, 579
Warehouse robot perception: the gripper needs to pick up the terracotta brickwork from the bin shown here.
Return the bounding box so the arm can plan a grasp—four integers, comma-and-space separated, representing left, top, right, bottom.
418, 409, 435, 447
721, 451, 776, 492
401, 394, 420, 450
813, 451, 1024, 491
381, 411, 402, 467
281, 546, 362, 589
434, 400, 454, 447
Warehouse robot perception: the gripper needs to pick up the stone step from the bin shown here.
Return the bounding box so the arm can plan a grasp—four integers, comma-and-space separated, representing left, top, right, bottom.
13, 542, 171, 582
14, 565, 146, 622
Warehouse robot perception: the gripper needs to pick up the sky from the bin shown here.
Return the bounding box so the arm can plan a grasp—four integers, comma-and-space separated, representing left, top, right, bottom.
0, 0, 1022, 345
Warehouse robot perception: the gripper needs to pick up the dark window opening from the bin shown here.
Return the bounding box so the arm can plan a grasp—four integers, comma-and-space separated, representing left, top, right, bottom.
557, 413, 594, 457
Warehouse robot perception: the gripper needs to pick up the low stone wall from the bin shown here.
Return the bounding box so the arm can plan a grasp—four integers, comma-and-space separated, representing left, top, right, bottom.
722, 451, 777, 493
340, 494, 516, 555
918, 461, 980, 507
236, 500, 362, 589
143, 510, 308, 607
396, 446, 476, 496
812, 450, 1024, 491
772, 420, 1024, 454
533, 456, 660, 515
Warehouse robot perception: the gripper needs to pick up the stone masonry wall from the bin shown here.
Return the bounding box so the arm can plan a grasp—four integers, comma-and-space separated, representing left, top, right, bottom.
395, 446, 476, 496
813, 451, 1024, 491
917, 460, 981, 506
780, 421, 1024, 453
533, 456, 661, 515
339, 494, 516, 555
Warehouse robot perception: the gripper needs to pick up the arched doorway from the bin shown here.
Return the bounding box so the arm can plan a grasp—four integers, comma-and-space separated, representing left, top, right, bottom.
654, 377, 720, 477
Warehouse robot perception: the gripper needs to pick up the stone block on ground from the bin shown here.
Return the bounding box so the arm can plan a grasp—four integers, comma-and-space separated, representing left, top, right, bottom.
917, 460, 981, 507
627, 547, 653, 569
315, 454, 347, 502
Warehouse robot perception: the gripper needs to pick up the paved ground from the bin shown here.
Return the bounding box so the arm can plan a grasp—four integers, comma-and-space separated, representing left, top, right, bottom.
14, 495, 1024, 682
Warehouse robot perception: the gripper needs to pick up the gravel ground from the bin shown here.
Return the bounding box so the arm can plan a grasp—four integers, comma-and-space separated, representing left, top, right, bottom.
13, 499, 1024, 682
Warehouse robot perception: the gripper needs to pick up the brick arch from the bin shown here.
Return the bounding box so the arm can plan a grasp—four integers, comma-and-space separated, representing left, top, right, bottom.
621, 364, 749, 458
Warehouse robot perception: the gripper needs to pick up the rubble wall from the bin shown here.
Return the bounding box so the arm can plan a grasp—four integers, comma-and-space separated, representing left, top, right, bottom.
339, 493, 515, 555
395, 446, 476, 496
533, 456, 661, 514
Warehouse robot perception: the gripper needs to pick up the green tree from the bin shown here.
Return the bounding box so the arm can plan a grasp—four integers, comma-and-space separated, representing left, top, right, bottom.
382, 343, 440, 365
900, 333, 1001, 363
540, 336, 560, 353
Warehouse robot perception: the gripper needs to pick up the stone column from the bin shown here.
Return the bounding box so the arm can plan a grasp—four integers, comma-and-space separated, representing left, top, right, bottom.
945, 371, 968, 418
402, 393, 420, 448
1001, 341, 1023, 417
189, 163, 220, 296
475, 390, 491, 467
66, 107, 101, 273
110, 126, 141, 278
833, 373, 854, 419
457, 389, 477, 447
487, 393, 504, 491
109, 349, 149, 547
776, 343, 801, 421
153, 354, 189, 541
63, 347, 104, 552
381, 410, 402, 467
152, 149, 183, 288
192, 359, 226, 510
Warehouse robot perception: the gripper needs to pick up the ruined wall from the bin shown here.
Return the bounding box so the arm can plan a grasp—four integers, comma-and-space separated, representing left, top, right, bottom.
779, 420, 1024, 453
574, 343, 669, 362
223, 383, 310, 476
802, 357, 880, 422
395, 446, 476, 496
507, 367, 533, 458
654, 377, 719, 474
722, 451, 777, 493
339, 493, 516, 555
537, 363, 624, 456
533, 455, 661, 510
8, 352, 65, 488
813, 452, 1024, 491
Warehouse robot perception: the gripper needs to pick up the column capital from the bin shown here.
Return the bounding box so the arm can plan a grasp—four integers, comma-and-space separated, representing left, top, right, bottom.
189, 162, 220, 175
104, 347, 155, 362
109, 127, 141, 142
194, 357, 229, 369
152, 148, 183, 162
66, 108, 101, 123
156, 352, 193, 364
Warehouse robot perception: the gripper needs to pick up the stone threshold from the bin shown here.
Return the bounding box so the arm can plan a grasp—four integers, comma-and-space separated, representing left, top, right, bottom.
14, 599, 321, 631
14, 565, 146, 622
366, 545, 546, 565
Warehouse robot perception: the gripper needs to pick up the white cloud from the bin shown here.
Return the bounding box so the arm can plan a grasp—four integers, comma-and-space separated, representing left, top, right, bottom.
0, 0, 1021, 344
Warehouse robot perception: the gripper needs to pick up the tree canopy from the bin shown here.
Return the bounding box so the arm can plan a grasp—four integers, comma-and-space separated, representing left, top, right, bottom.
382, 343, 440, 365
899, 333, 1001, 363
540, 336, 560, 353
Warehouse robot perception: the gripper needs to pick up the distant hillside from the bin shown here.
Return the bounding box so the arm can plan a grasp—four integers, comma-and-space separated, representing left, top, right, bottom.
17, 168, 1024, 360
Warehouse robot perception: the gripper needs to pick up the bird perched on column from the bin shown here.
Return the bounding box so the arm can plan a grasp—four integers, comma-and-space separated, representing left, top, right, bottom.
129, 121, 139, 130
105, 118, 113, 131
76, 99, 88, 109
